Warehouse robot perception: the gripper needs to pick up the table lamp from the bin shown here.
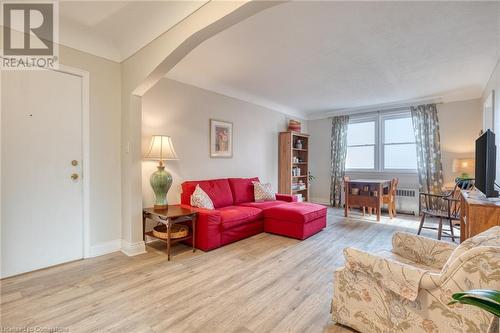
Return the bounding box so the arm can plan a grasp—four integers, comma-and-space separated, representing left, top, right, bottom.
452, 158, 475, 179
145, 135, 178, 209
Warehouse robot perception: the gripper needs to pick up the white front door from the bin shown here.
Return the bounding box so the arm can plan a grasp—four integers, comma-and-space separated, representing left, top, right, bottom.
1, 69, 84, 278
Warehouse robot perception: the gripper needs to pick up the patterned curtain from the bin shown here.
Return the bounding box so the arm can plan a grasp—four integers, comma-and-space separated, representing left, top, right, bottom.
330, 115, 349, 207
410, 104, 444, 195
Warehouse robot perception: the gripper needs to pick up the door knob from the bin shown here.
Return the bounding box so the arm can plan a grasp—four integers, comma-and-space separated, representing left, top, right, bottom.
71, 173, 79, 180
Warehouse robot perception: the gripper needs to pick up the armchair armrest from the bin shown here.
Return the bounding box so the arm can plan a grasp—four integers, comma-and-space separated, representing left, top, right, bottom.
275, 193, 298, 202
392, 232, 457, 269
439, 246, 500, 289
343, 247, 429, 301
421, 246, 500, 291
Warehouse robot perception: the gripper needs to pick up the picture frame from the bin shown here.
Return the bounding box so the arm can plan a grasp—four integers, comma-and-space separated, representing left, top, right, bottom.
210, 119, 233, 158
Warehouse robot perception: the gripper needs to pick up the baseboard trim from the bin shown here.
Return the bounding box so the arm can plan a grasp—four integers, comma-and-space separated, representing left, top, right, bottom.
87, 239, 121, 258
121, 239, 146, 257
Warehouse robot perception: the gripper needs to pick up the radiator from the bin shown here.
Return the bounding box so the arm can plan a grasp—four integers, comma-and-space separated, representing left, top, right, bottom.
395, 187, 419, 216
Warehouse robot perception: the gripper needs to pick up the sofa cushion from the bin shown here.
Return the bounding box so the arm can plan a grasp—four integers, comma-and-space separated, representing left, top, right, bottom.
238, 200, 287, 211
190, 185, 214, 210
253, 182, 276, 202
228, 177, 259, 204
265, 202, 327, 224
218, 206, 263, 230
181, 179, 233, 208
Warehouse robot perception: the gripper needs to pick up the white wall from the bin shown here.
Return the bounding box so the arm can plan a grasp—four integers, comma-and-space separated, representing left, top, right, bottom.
439, 99, 483, 185
59, 46, 123, 250
308, 99, 483, 204
141, 78, 306, 207
482, 59, 500, 183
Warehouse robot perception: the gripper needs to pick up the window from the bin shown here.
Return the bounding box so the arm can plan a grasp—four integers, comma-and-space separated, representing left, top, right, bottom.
383, 117, 417, 170
346, 120, 376, 170
345, 112, 417, 172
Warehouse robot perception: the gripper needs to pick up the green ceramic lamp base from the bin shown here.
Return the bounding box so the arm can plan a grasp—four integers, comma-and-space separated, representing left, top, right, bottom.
150, 162, 172, 210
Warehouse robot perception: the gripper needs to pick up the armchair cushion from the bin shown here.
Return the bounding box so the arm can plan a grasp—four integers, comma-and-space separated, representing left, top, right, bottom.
343, 247, 429, 301
392, 232, 457, 270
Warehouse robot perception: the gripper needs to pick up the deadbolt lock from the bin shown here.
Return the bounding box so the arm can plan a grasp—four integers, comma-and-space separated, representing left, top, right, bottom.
71, 160, 78, 166
71, 173, 79, 180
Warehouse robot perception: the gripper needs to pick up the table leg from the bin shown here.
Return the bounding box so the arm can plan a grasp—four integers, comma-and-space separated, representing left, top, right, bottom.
377, 184, 382, 221
142, 212, 146, 241
192, 215, 197, 253
344, 182, 349, 217
166, 218, 171, 261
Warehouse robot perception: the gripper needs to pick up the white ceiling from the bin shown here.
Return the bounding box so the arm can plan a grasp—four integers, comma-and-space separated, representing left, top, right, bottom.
166, 1, 500, 118
59, 1, 207, 62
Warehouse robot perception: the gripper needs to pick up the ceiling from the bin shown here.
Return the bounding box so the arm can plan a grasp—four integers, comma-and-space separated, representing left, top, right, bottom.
59, 1, 207, 62
166, 1, 500, 118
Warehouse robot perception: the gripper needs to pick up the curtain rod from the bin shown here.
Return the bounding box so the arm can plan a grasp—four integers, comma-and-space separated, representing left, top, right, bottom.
332, 100, 444, 119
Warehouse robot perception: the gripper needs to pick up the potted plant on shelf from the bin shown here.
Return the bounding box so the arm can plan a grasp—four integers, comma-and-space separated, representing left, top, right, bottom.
308, 172, 315, 184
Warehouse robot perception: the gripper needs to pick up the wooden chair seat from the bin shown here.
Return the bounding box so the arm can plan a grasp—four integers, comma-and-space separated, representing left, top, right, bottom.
420, 209, 460, 220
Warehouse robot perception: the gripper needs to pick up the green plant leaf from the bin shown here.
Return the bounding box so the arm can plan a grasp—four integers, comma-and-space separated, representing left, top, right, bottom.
452, 290, 500, 304
449, 291, 500, 317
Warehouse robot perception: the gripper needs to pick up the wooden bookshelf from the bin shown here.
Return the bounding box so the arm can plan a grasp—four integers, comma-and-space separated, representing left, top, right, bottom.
279, 131, 310, 202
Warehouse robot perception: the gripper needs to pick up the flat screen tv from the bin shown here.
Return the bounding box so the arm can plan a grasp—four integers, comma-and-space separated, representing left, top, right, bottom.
475, 129, 498, 197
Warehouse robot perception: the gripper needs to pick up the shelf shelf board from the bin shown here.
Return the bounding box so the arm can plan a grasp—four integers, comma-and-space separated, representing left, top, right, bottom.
292, 175, 307, 178
290, 131, 310, 137
292, 188, 308, 193
145, 231, 193, 244
292, 162, 308, 165
292, 148, 308, 151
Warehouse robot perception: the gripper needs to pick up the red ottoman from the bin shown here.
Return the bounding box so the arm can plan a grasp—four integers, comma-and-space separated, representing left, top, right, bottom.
264, 202, 327, 240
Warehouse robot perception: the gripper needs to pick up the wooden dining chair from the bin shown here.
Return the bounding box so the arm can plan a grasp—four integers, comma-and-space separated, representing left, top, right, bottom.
417, 179, 474, 241
382, 178, 399, 218
344, 176, 366, 215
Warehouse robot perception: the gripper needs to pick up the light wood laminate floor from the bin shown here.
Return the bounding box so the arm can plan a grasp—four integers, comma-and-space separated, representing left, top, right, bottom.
1, 208, 441, 333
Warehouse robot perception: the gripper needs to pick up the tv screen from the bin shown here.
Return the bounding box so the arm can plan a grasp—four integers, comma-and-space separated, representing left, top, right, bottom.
475, 129, 498, 197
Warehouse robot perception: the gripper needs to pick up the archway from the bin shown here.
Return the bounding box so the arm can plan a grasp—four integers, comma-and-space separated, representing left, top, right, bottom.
120, 1, 284, 255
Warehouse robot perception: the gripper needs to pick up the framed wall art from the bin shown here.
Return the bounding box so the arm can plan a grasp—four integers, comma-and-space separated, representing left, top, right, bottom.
210, 119, 233, 158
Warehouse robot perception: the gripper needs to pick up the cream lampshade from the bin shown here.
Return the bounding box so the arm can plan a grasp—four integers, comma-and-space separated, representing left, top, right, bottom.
452, 158, 475, 178
145, 135, 178, 163
145, 135, 178, 210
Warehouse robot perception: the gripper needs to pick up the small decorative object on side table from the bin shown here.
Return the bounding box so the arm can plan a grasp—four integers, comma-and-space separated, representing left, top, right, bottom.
143, 205, 198, 261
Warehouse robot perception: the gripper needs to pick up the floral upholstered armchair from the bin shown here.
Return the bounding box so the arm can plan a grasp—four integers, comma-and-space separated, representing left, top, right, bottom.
332, 226, 500, 333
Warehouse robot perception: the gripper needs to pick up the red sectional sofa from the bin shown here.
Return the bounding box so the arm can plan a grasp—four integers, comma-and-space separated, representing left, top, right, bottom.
180, 177, 327, 251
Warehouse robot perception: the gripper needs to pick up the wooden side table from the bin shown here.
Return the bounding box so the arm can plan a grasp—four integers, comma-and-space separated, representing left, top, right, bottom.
344, 179, 391, 221
143, 205, 198, 260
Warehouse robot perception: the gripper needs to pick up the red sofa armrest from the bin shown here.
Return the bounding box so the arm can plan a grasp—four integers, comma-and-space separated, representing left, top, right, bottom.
180, 204, 222, 251
275, 194, 298, 202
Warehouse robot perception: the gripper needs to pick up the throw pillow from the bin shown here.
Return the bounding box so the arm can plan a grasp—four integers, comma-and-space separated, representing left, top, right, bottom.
253, 182, 276, 202
190, 185, 214, 210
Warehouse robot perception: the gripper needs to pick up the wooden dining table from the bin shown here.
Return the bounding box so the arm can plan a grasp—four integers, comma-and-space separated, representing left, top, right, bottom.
344, 179, 392, 221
